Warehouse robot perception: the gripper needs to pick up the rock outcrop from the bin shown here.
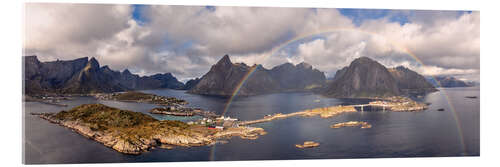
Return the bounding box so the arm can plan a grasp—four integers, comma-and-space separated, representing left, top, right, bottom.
23, 56, 184, 94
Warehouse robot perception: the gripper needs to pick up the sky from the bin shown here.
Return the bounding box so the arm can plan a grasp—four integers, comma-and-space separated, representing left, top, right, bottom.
23, 3, 480, 82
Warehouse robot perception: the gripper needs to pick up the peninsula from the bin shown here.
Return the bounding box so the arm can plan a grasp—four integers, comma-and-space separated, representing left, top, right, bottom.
33, 104, 266, 155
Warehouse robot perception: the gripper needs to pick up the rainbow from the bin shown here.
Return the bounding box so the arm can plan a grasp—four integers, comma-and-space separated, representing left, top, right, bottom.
210, 28, 468, 160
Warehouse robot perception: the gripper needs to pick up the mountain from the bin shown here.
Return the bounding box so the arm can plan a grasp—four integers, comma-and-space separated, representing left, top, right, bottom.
428, 76, 474, 87
331, 67, 348, 83
183, 78, 201, 90
188, 55, 326, 96
323, 57, 401, 98
188, 55, 279, 96
388, 66, 438, 94
23, 56, 184, 95
269, 62, 326, 90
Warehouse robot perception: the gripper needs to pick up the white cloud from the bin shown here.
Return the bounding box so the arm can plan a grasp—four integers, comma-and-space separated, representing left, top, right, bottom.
23, 4, 479, 82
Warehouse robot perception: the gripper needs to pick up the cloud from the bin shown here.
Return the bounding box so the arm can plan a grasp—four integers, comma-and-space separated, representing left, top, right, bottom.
23, 4, 479, 82
24, 3, 132, 61
291, 11, 479, 79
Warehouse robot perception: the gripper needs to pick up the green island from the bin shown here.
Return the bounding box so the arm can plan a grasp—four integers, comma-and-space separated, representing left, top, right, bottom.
32, 104, 266, 155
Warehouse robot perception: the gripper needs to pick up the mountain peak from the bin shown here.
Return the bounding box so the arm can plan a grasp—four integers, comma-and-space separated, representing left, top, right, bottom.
88, 57, 100, 69
297, 62, 312, 69
324, 57, 401, 98
24, 55, 40, 64
122, 69, 132, 75
351, 57, 376, 64
217, 54, 232, 66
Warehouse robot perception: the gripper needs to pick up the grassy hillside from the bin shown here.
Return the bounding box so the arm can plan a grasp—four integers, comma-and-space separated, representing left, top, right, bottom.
53, 104, 191, 140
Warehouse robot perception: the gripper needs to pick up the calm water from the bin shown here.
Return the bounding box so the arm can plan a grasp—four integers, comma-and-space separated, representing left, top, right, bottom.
23, 87, 480, 164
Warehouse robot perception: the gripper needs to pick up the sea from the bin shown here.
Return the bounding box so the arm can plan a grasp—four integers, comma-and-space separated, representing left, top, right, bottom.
23, 87, 480, 164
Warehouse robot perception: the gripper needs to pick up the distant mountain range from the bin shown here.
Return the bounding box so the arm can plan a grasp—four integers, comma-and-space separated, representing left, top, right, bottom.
188, 55, 326, 96
26, 54, 474, 98
23, 56, 185, 95
426, 76, 476, 88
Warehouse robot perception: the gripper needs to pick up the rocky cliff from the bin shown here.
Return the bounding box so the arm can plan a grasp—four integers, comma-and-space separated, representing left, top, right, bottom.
23, 56, 184, 94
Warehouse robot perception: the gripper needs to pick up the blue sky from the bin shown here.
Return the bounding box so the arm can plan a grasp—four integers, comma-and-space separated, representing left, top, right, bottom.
338, 8, 410, 26
132, 4, 150, 25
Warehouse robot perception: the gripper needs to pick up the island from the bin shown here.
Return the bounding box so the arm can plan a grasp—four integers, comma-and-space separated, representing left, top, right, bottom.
238, 96, 428, 126
330, 121, 372, 129
32, 104, 266, 155
295, 141, 320, 148
94, 91, 188, 106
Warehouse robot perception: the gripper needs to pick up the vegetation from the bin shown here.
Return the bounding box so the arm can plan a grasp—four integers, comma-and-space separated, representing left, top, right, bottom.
98, 91, 187, 105
112, 91, 155, 101
53, 104, 192, 140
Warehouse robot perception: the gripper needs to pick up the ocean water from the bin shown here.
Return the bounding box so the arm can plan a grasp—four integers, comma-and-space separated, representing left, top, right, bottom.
23, 87, 480, 164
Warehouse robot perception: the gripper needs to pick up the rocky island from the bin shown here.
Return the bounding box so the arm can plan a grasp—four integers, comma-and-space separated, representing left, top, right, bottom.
33, 104, 266, 155
295, 141, 320, 148
95, 91, 188, 106
330, 121, 372, 129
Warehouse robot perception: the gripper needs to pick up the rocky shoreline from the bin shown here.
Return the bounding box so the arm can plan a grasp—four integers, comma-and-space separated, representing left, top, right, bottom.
32, 104, 266, 155
330, 121, 372, 129
295, 141, 320, 148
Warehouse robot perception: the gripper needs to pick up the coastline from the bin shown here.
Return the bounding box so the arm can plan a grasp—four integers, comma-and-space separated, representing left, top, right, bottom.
32, 104, 266, 155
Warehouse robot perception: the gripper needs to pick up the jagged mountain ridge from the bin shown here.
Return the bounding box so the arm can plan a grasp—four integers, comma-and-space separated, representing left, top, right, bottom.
23, 56, 184, 94
188, 55, 326, 96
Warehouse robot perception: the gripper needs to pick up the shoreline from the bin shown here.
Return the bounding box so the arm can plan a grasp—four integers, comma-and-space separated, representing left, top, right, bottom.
237, 96, 428, 126
32, 109, 265, 155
